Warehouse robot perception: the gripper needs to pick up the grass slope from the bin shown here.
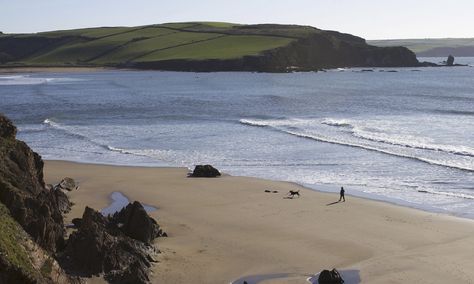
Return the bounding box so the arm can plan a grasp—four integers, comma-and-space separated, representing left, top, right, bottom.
369, 38, 474, 56
0, 203, 40, 282
0, 22, 303, 66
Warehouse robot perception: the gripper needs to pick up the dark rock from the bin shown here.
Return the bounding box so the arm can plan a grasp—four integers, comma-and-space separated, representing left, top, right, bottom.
52, 187, 72, 214
0, 115, 16, 139
71, 218, 82, 228
191, 165, 221, 177
0, 114, 66, 252
56, 177, 77, 191
447, 55, 455, 66
60, 205, 163, 283
112, 201, 163, 244
318, 268, 344, 284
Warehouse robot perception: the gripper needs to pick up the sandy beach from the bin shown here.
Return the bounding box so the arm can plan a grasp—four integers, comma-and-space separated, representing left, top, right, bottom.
44, 161, 474, 284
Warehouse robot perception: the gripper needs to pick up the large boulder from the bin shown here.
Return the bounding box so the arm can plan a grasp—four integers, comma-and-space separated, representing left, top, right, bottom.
61, 204, 164, 283
318, 268, 344, 284
191, 165, 221, 177
112, 201, 164, 244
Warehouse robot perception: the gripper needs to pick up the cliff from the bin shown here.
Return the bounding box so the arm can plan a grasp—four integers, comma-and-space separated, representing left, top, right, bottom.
0, 115, 74, 283
0, 114, 165, 283
0, 115, 65, 253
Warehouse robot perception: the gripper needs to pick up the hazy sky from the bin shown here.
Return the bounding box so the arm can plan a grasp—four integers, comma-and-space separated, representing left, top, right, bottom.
1, 0, 473, 39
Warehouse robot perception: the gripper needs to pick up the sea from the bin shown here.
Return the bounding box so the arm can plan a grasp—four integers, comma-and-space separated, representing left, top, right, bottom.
1, 57, 473, 218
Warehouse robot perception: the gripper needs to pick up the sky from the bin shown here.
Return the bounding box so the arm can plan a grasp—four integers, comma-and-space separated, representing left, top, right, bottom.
1, 0, 473, 39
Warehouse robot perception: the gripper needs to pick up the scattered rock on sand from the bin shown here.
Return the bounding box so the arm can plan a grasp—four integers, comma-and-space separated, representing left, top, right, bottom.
112, 201, 165, 244
190, 165, 221, 177
318, 268, 344, 284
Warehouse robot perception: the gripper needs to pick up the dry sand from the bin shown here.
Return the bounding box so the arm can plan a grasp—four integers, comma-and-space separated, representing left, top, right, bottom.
44, 161, 474, 284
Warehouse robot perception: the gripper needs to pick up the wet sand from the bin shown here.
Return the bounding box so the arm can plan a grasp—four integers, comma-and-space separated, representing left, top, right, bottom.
44, 160, 474, 284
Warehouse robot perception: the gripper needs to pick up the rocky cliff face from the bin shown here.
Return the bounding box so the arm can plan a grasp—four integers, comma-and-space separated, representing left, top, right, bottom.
1, 114, 165, 283
0, 114, 78, 283
0, 114, 66, 253
133, 30, 419, 72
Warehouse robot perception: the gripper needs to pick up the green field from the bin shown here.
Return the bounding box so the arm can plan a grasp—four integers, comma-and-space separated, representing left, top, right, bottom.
0, 22, 307, 66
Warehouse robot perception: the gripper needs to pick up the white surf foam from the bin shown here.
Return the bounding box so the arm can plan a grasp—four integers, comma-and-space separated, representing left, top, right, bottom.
239, 117, 474, 172
0, 75, 84, 85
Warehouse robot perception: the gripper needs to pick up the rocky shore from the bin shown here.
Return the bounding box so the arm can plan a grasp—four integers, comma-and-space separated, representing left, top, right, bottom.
0, 114, 165, 283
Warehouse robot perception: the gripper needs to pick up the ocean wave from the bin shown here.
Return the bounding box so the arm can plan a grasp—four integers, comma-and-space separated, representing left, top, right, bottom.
434, 109, 474, 116
43, 118, 110, 150
0, 75, 85, 86
352, 128, 474, 158
321, 118, 352, 127
321, 118, 474, 158
106, 146, 224, 168
239, 118, 287, 127
418, 189, 474, 200
285, 129, 474, 172
239, 118, 474, 172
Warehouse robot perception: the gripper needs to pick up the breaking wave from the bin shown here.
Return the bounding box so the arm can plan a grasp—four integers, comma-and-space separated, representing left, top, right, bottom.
239, 117, 474, 172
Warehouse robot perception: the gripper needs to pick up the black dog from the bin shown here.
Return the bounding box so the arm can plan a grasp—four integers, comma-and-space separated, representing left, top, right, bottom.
287, 190, 300, 198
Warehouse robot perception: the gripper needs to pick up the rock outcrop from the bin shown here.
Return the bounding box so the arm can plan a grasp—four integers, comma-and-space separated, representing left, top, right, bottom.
190, 165, 221, 177
1, 114, 165, 283
447, 55, 455, 66
0, 114, 66, 252
318, 268, 344, 284
55, 177, 77, 191
60, 204, 164, 283
112, 201, 166, 244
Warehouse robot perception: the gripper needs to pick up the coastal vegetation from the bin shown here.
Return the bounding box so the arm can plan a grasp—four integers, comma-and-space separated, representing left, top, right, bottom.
0, 22, 419, 71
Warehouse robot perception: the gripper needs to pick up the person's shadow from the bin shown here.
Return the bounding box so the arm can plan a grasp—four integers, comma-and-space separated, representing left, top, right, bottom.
326, 201, 342, 206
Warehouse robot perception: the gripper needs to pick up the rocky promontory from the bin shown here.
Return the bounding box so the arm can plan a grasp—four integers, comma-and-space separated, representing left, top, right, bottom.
0, 114, 165, 283
0, 22, 420, 72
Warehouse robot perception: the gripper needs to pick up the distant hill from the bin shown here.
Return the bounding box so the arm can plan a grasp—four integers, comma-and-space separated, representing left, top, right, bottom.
368, 38, 474, 57
0, 22, 419, 72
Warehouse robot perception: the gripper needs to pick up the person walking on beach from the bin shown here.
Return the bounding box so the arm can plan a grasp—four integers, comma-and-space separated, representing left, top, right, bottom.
339, 187, 345, 202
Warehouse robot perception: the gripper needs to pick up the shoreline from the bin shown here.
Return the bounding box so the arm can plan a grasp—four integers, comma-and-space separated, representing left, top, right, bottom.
45, 159, 472, 221
0, 66, 117, 74
44, 160, 474, 283
1, 64, 469, 76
